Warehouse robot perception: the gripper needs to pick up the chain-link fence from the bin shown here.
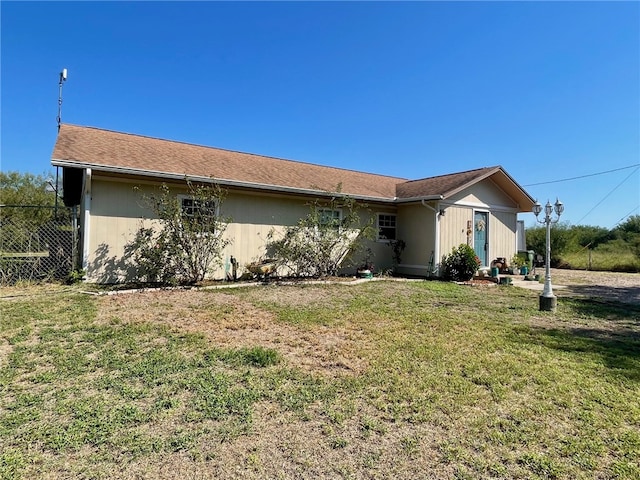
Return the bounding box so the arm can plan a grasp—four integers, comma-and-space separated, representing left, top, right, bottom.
0, 206, 78, 285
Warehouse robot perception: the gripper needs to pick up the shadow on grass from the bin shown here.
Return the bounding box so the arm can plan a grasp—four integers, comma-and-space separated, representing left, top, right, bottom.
560, 284, 640, 307
525, 297, 640, 381
535, 326, 639, 381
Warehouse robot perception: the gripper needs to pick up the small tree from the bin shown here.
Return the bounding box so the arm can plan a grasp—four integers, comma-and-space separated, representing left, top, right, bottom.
566, 225, 612, 250
441, 244, 481, 281
266, 190, 375, 278
126, 180, 231, 284
526, 223, 569, 267
0, 171, 57, 224
614, 215, 640, 261
124, 227, 181, 284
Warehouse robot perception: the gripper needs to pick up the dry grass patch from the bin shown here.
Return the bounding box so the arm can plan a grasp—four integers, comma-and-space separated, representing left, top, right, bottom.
2, 279, 639, 479
97, 289, 368, 376
114, 400, 452, 480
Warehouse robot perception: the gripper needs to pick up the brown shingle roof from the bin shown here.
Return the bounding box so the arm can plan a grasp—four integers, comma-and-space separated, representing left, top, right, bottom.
52, 124, 407, 200
51, 124, 534, 210
395, 167, 499, 199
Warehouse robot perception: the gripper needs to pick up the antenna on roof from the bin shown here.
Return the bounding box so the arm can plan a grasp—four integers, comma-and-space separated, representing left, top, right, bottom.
57, 68, 68, 133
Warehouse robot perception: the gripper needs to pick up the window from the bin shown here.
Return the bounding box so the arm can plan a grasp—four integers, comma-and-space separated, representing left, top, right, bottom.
178, 196, 218, 236
180, 196, 216, 219
318, 209, 342, 227
377, 214, 396, 241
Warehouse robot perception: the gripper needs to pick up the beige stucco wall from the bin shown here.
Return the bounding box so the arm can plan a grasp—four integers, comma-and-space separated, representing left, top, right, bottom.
438, 205, 473, 263
220, 193, 395, 277
83, 175, 521, 282
437, 206, 518, 267
489, 210, 518, 264
395, 204, 436, 277
86, 179, 158, 282
364, 207, 399, 274
438, 178, 520, 269
448, 178, 519, 208
84, 176, 394, 282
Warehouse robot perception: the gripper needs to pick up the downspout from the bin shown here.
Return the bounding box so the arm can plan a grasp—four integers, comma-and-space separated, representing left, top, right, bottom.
421, 197, 443, 276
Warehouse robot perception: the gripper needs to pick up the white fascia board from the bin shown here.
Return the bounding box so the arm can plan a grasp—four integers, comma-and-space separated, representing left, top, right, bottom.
51, 159, 397, 204
442, 199, 520, 213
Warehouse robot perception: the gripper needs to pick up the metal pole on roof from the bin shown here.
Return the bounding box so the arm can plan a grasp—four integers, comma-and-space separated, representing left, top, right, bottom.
57, 68, 67, 133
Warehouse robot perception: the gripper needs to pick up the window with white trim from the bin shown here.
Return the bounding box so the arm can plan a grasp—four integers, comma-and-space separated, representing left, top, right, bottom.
178, 195, 218, 236
318, 208, 342, 227
180, 196, 217, 219
377, 214, 397, 241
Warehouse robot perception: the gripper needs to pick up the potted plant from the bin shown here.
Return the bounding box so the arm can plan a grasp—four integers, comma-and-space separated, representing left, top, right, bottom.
510, 254, 524, 275
357, 248, 375, 278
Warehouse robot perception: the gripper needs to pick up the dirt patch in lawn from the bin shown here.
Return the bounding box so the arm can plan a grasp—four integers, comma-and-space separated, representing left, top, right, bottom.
0, 339, 12, 371
238, 283, 349, 307
116, 400, 452, 480
96, 289, 367, 376
104, 393, 571, 479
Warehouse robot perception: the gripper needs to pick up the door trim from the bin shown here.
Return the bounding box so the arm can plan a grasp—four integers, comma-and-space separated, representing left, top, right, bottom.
473, 209, 489, 267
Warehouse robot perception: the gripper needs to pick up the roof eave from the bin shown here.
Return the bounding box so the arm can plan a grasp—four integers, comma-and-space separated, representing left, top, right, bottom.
495, 168, 537, 206
51, 159, 398, 204
394, 195, 445, 204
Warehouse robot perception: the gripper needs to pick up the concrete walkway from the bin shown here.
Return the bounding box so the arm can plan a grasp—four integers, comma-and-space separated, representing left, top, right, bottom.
502, 274, 567, 292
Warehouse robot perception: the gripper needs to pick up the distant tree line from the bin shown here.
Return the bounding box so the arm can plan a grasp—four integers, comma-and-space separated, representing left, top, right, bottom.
526, 215, 640, 271
0, 171, 59, 224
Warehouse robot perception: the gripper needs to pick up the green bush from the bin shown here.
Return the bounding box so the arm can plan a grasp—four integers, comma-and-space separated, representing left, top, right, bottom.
266, 187, 374, 278
526, 223, 569, 267
124, 181, 231, 285
441, 244, 481, 281
66, 269, 86, 285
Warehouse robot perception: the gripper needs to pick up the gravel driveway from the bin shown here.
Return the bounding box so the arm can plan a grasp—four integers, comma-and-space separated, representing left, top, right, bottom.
548, 268, 640, 305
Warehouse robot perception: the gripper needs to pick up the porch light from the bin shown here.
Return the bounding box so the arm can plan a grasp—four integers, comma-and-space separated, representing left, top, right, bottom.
532, 198, 564, 312
532, 201, 542, 217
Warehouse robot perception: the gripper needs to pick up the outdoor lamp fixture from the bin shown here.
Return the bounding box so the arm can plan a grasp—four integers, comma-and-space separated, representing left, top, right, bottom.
532, 198, 564, 312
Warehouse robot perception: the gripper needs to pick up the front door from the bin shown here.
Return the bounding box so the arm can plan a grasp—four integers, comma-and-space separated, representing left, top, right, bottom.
473, 211, 488, 267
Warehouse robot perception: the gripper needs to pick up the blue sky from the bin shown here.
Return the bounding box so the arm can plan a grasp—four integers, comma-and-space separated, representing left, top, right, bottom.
2, 1, 638, 228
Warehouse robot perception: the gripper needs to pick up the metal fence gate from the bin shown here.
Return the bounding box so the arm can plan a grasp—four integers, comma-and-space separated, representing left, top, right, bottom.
0, 206, 78, 285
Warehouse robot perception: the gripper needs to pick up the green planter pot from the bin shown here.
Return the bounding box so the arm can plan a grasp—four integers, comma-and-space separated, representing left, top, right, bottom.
357, 269, 373, 279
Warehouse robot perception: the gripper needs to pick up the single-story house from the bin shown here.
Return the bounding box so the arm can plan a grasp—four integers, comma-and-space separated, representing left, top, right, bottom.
51, 124, 535, 282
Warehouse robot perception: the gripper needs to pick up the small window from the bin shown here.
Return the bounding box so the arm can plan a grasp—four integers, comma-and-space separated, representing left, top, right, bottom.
377, 214, 396, 241
318, 209, 342, 227
180, 197, 216, 219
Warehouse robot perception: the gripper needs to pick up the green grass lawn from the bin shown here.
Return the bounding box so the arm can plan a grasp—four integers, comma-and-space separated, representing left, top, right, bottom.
1, 281, 638, 479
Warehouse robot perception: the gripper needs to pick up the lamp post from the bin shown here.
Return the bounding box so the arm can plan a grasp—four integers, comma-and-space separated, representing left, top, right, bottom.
532, 198, 564, 311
